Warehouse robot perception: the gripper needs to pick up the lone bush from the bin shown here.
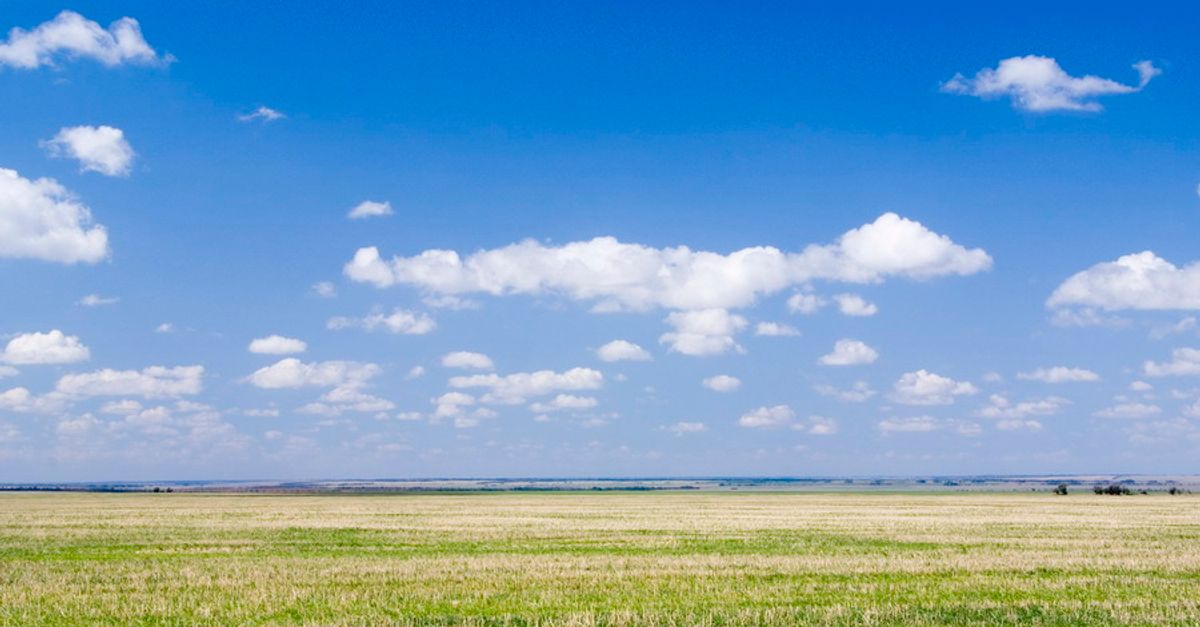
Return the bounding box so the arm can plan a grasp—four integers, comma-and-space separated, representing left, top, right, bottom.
1054, 483, 1069, 495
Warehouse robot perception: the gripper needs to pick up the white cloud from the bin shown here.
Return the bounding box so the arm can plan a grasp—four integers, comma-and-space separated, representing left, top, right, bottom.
814, 381, 875, 402
891, 370, 977, 405
0, 365, 18, 379
738, 405, 794, 429
56, 365, 203, 398
529, 394, 598, 413
702, 375, 741, 392
449, 367, 603, 404
833, 293, 877, 316
882, 417, 983, 436
943, 56, 1160, 112
996, 419, 1043, 432
1143, 348, 1200, 377
406, 366, 426, 379
1094, 402, 1162, 419
596, 340, 652, 362
819, 339, 878, 366
441, 351, 494, 370
1016, 367, 1100, 383
664, 421, 707, 435
755, 321, 800, 336
0, 11, 166, 69
1049, 252, 1200, 313
0, 168, 109, 264
310, 281, 336, 298
248, 335, 307, 355
237, 106, 285, 123
1049, 307, 1128, 328
99, 399, 142, 415
660, 309, 747, 356
0, 387, 68, 413
347, 200, 393, 220
327, 308, 436, 335
78, 294, 118, 307
345, 213, 991, 310
422, 295, 480, 310
246, 358, 379, 390
298, 386, 394, 416
1130, 380, 1153, 392
787, 293, 826, 314
977, 394, 1069, 419
42, 126, 134, 177
803, 416, 838, 435
2, 330, 90, 364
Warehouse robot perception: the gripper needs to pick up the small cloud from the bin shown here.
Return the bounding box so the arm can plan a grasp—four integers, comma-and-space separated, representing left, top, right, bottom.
891, 370, 977, 405
1094, 402, 1162, 419
248, 335, 307, 355
347, 200, 393, 220
943, 55, 1159, 112
154, 322, 175, 334
814, 381, 875, 403
441, 351, 494, 370
78, 294, 118, 307
596, 340, 652, 362
819, 339, 878, 366
310, 282, 336, 298
738, 405, 794, 429
42, 125, 135, 177
1016, 367, 1100, 383
327, 308, 436, 335
833, 293, 877, 317
787, 293, 826, 314
702, 375, 741, 393
237, 106, 285, 123
755, 322, 800, 337
663, 421, 707, 435
405, 366, 426, 380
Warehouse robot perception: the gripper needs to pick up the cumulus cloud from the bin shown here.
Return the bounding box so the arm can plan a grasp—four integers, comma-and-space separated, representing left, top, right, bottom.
347, 200, 393, 220
42, 126, 134, 177
596, 340, 652, 362
942, 56, 1160, 112
0, 11, 166, 69
529, 394, 598, 413
1016, 367, 1100, 383
448, 367, 603, 404
754, 322, 800, 336
310, 281, 336, 298
246, 358, 379, 389
702, 374, 741, 392
297, 386, 394, 416
660, 309, 747, 356
441, 351, 494, 370
237, 106, 285, 123
738, 405, 794, 429
818, 339, 878, 366
1143, 348, 1200, 377
1094, 402, 1162, 419
891, 370, 977, 405
248, 335, 307, 355
787, 293, 826, 314
977, 394, 1069, 423
345, 213, 991, 311
664, 421, 707, 435
814, 381, 875, 402
878, 416, 979, 435
56, 365, 203, 398
78, 294, 118, 307
0, 387, 68, 413
0, 168, 109, 264
154, 322, 175, 334
327, 308, 436, 335
2, 330, 90, 364
833, 293, 877, 316
1048, 252, 1200, 313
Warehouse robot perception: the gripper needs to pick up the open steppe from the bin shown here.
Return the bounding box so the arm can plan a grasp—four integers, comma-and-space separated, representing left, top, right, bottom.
1, 491, 1198, 625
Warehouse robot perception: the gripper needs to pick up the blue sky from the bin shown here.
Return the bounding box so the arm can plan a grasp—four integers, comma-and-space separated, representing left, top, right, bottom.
2, 2, 1200, 481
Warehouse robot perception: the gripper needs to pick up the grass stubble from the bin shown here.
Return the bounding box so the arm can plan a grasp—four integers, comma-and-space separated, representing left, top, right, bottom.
0, 491, 1197, 625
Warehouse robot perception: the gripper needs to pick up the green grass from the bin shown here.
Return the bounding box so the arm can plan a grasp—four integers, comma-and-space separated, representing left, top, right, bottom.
1, 492, 1198, 625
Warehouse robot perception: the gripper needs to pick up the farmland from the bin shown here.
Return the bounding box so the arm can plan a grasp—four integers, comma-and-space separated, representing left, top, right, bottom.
1, 491, 1198, 625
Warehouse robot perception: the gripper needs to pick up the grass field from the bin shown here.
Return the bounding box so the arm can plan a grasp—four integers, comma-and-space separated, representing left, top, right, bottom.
1, 492, 1198, 625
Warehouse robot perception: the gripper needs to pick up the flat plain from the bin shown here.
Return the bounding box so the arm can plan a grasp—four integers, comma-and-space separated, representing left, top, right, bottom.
1, 491, 1198, 625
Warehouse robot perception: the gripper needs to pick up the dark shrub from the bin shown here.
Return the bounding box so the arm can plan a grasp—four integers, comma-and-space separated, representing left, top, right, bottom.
1054, 483, 1069, 495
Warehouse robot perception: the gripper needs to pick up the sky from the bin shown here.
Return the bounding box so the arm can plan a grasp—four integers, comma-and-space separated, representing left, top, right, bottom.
2, 2, 1200, 481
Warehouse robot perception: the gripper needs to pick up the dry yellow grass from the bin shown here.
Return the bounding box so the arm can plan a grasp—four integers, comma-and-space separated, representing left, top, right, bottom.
1, 491, 1198, 625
